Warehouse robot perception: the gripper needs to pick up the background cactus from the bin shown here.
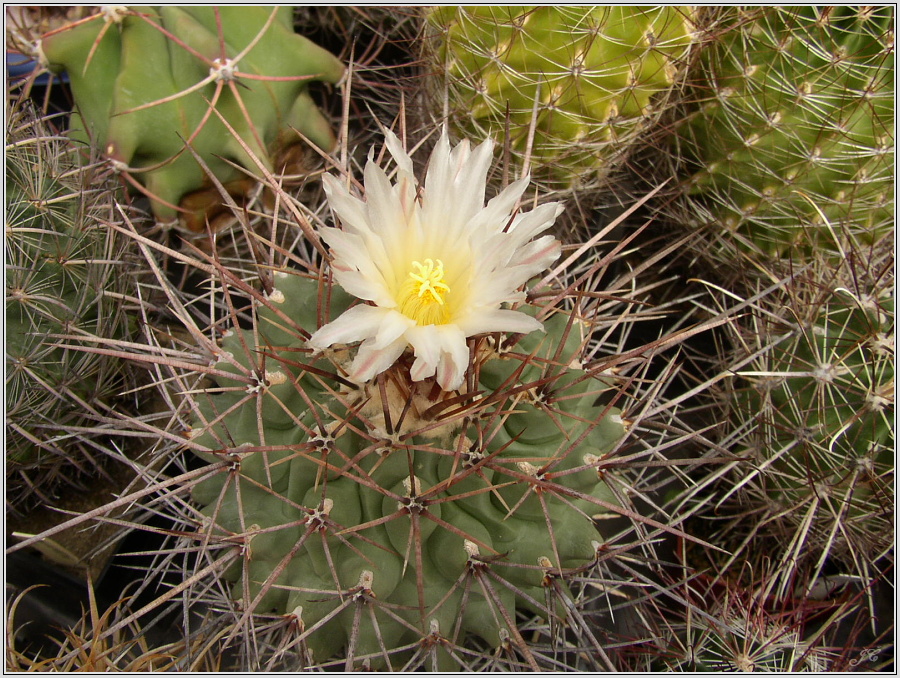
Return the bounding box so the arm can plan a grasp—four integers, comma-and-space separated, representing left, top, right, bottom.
6, 100, 137, 508
36, 6, 344, 228
709, 231, 894, 597
620, 6, 895, 648
635, 556, 880, 672
423, 6, 699, 193
670, 5, 894, 262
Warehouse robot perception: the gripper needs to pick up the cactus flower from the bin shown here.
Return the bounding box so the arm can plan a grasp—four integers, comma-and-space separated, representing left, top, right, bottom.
309, 130, 563, 390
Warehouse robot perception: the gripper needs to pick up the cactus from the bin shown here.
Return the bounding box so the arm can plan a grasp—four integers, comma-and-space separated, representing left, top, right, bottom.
707, 231, 894, 597
37, 6, 344, 228
672, 6, 894, 261
648, 564, 844, 672
624, 527, 889, 672
423, 6, 699, 192
5, 101, 136, 507
4, 6, 893, 669
181, 130, 632, 667
189, 274, 627, 666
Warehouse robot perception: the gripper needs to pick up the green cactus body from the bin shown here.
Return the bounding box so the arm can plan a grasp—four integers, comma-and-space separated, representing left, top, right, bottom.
189, 272, 625, 666
39, 6, 344, 224
6, 105, 133, 503
425, 6, 698, 191
734, 280, 893, 562
677, 6, 894, 259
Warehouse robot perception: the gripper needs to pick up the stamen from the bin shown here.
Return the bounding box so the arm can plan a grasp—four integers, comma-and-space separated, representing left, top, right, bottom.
397, 258, 452, 325
409, 259, 450, 305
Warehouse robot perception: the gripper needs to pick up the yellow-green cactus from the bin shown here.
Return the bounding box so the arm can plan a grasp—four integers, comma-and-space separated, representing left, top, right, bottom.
675, 6, 894, 260
425, 6, 698, 191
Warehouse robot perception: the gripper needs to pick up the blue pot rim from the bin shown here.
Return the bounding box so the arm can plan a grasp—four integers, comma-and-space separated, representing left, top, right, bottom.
7, 51, 69, 85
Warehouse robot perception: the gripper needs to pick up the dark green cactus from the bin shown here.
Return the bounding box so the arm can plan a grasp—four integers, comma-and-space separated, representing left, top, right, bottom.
38, 6, 344, 226
738, 294, 892, 553
718, 235, 894, 582
674, 6, 894, 260
6, 103, 135, 505
651, 567, 835, 672
188, 272, 625, 667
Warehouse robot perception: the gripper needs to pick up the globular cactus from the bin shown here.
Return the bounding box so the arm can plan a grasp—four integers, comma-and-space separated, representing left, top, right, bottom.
6, 102, 135, 506
184, 132, 629, 668
423, 6, 699, 192
672, 6, 894, 261
37, 6, 344, 228
654, 570, 835, 672
716, 234, 893, 591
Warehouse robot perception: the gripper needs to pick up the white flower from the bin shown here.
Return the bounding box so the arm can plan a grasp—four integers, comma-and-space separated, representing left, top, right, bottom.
308, 130, 563, 391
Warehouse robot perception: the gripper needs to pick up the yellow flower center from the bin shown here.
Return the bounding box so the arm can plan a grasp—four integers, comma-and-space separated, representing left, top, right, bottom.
397, 258, 451, 325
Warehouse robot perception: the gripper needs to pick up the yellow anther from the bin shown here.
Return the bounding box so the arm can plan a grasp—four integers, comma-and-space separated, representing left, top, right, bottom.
397, 258, 452, 325
408, 258, 450, 305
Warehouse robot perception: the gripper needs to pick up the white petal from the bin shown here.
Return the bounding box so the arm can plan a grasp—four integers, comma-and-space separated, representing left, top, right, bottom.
363, 160, 411, 259
465, 175, 530, 237
349, 336, 408, 384
331, 269, 395, 307
383, 132, 418, 224
422, 134, 493, 244
452, 137, 493, 217
423, 133, 453, 205
382, 128, 414, 176
509, 235, 562, 271
455, 308, 543, 338
469, 203, 562, 278
465, 267, 523, 307
406, 324, 469, 390
435, 328, 471, 391
465, 252, 553, 307
395, 173, 418, 224
320, 227, 394, 300
468, 236, 559, 307
406, 325, 442, 381
506, 202, 565, 247
322, 174, 370, 236
373, 310, 416, 349
462, 242, 559, 311
308, 304, 388, 349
